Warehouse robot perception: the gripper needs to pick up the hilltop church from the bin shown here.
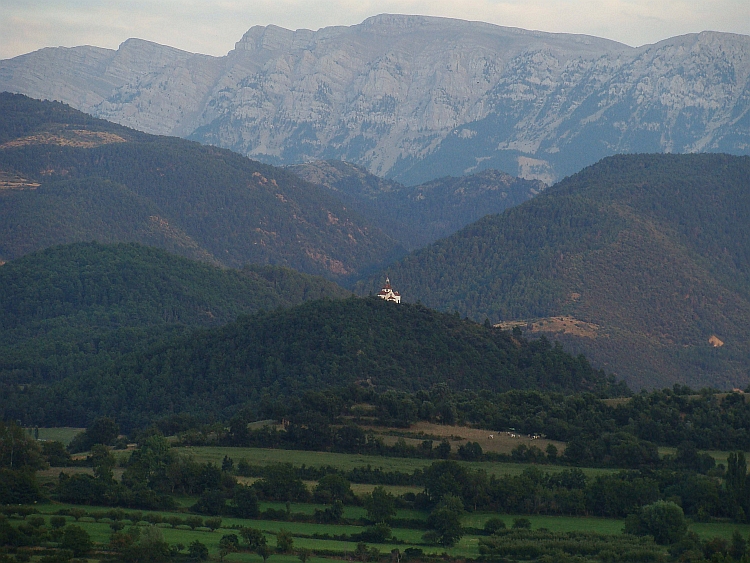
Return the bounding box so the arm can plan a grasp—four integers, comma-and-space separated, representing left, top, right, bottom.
377, 277, 401, 303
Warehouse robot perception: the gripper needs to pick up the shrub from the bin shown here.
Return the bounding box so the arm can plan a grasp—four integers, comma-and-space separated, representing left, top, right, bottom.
484, 517, 507, 534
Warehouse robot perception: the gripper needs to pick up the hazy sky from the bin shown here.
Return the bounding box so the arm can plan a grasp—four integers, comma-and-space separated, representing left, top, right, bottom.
2, 0, 749, 60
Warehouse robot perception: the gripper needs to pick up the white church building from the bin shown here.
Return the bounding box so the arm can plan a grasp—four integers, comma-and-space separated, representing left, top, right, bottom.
377, 277, 401, 303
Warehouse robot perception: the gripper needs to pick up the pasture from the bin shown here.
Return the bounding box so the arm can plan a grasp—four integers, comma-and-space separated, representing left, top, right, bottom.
177, 445, 614, 478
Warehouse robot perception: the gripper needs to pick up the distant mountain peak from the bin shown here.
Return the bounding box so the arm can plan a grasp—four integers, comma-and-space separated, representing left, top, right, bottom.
2, 17, 748, 183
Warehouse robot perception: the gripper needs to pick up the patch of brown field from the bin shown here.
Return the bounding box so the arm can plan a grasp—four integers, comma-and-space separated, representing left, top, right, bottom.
0, 130, 127, 149
0, 171, 40, 190
363, 421, 566, 455
496, 316, 601, 339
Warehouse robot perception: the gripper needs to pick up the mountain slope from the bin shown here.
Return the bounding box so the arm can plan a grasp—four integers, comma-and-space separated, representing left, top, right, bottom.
359, 154, 750, 389
0, 242, 351, 406
2, 296, 622, 429
2, 15, 748, 183
0, 93, 404, 281
290, 161, 546, 249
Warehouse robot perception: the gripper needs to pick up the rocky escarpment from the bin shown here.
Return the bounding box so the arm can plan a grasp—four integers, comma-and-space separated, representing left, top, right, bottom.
2, 15, 748, 183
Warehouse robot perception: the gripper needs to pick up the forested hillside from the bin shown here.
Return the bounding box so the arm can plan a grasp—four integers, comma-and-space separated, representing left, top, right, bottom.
0, 242, 350, 405
290, 161, 546, 250
359, 154, 750, 389
2, 296, 622, 430
0, 93, 404, 281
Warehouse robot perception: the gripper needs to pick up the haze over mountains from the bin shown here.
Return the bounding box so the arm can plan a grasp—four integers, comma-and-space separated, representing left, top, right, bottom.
290, 160, 546, 250
2, 14, 748, 184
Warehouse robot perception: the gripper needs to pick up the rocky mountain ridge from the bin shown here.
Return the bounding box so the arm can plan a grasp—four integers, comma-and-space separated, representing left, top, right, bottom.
290, 160, 546, 249
2, 14, 749, 183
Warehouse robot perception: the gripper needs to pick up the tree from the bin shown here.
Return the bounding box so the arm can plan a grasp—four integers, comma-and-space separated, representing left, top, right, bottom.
233, 485, 259, 518
221, 455, 234, 472
425, 494, 464, 547
314, 474, 353, 504
205, 517, 222, 532
68, 417, 119, 453
91, 444, 116, 483
192, 490, 226, 516
219, 534, 240, 562
423, 460, 468, 503
483, 517, 506, 534
60, 525, 92, 557
276, 529, 294, 553
0, 421, 44, 470
512, 517, 531, 529
240, 526, 267, 549
624, 500, 687, 545
365, 486, 396, 524
188, 540, 209, 561
257, 542, 273, 563
185, 515, 203, 530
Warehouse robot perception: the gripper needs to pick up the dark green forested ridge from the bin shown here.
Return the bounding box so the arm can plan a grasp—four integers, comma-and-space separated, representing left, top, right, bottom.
290, 160, 546, 250
359, 153, 750, 390
1, 296, 622, 430
0, 93, 405, 281
0, 241, 350, 409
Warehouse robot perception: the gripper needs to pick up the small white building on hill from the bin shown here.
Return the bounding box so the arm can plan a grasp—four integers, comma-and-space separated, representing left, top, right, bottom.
377, 277, 401, 303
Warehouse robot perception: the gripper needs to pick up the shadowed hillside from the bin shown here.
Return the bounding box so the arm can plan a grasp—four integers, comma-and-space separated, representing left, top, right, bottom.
0, 93, 404, 281
358, 154, 750, 389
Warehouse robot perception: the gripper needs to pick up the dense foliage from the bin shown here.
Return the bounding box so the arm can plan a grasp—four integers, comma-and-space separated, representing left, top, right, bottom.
0, 93, 404, 281
360, 153, 750, 389
2, 297, 620, 429
0, 242, 350, 407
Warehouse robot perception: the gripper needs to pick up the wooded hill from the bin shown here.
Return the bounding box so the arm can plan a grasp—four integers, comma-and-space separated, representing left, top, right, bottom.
0, 93, 404, 282
2, 295, 622, 430
0, 241, 349, 408
358, 154, 750, 390
289, 160, 546, 250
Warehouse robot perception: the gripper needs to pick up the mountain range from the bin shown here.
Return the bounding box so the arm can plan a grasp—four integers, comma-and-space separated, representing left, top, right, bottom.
359, 153, 750, 390
2, 14, 748, 184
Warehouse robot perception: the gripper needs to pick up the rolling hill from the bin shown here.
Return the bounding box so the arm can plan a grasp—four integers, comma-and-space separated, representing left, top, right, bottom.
290, 160, 546, 250
1, 295, 622, 430
0, 93, 404, 282
357, 154, 750, 390
0, 241, 350, 410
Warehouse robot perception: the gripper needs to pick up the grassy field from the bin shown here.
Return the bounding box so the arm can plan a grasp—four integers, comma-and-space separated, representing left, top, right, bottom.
20, 502, 750, 563
26, 427, 84, 445
177, 446, 614, 478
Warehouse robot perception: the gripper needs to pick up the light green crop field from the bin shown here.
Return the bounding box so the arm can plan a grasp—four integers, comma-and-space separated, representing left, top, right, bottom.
27, 427, 85, 446
177, 446, 614, 478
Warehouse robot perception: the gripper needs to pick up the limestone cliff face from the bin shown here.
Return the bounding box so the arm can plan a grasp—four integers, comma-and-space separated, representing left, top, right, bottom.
2, 15, 748, 183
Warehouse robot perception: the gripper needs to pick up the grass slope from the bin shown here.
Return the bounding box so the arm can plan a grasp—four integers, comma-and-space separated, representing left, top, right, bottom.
362, 154, 750, 389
